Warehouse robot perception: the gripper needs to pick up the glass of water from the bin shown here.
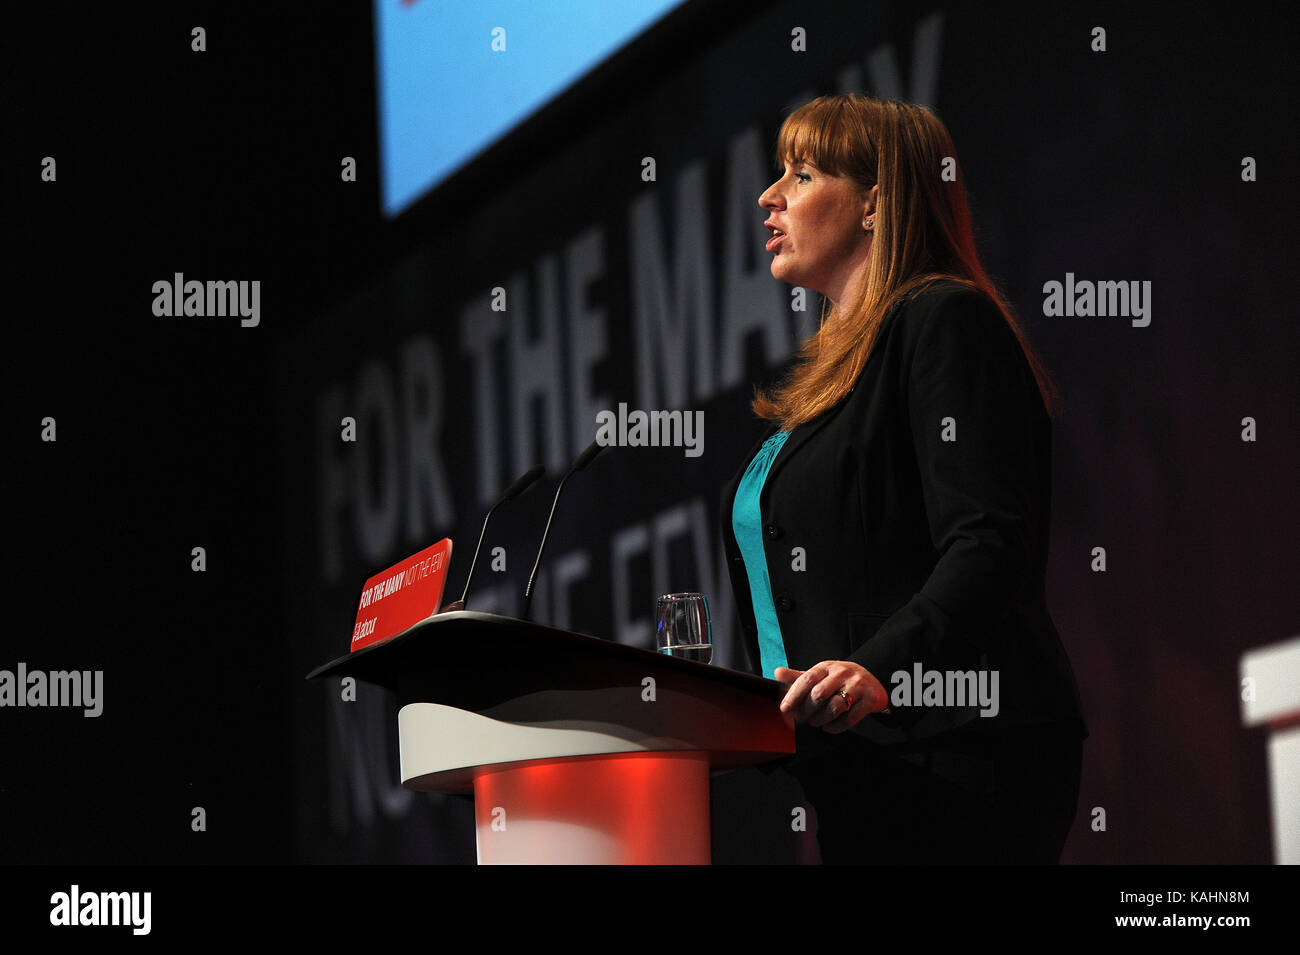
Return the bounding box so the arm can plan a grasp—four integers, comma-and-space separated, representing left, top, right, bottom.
655, 593, 713, 663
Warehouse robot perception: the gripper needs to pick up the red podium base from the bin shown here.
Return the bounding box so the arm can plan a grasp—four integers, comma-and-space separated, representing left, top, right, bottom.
473, 751, 711, 864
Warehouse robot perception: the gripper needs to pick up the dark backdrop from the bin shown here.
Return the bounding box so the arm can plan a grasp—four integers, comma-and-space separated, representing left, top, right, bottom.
6, 0, 1296, 866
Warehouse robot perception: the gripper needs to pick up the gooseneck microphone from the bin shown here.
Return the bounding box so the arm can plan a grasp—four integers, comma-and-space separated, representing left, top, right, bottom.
522, 440, 607, 621
456, 465, 545, 610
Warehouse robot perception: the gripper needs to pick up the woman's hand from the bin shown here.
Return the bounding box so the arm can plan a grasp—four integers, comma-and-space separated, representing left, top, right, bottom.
774, 661, 890, 733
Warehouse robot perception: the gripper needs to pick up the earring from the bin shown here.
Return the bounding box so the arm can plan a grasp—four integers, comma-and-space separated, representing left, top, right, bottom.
863, 218, 874, 232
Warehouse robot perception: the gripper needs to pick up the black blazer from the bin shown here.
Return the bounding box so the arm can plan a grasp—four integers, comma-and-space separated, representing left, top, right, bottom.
720, 280, 1087, 748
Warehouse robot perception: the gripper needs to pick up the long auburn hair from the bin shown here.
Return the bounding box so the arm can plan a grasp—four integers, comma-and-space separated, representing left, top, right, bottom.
752, 94, 1060, 429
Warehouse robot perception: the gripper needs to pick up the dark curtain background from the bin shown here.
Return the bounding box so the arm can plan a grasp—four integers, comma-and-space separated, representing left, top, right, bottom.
6, 0, 1296, 869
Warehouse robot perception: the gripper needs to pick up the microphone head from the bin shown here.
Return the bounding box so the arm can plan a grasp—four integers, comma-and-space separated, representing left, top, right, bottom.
501, 465, 545, 501
572, 439, 606, 473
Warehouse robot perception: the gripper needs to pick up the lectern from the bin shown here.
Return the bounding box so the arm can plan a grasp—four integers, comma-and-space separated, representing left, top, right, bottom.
308, 611, 794, 864
1240, 635, 1300, 863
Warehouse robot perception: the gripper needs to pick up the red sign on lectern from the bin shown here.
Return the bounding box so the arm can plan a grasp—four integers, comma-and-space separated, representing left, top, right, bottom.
350, 538, 453, 652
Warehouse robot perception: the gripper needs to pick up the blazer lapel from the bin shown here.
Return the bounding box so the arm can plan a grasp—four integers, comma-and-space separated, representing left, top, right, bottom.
719, 382, 854, 522
759, 392, 851, 496
721, 287, 914, 519
758, 293, 913, 493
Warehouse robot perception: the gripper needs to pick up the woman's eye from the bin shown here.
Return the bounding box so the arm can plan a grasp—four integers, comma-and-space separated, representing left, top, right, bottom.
795, 172, 811, 183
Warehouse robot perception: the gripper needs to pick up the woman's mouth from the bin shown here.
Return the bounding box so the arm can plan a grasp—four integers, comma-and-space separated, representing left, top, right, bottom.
765, 229, 786, 252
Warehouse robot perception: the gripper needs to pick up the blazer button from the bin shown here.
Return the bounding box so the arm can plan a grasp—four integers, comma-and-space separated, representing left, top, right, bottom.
775, 594, 795, 613
763, 523, 783, 540
731, 555, 743, 563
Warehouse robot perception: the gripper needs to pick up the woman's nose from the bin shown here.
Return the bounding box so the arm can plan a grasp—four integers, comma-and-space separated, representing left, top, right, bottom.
758, 182, 781, 209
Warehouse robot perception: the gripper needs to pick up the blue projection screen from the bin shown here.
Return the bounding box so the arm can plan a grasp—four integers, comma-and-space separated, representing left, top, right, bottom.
375, 0, 686, 217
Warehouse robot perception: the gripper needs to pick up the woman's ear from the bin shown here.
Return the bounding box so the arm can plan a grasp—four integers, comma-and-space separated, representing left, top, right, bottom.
862, 184, 879, 223
861, 185, 879, 233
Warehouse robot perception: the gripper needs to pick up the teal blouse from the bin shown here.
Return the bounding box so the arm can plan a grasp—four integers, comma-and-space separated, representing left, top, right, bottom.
731, 430, 792, 679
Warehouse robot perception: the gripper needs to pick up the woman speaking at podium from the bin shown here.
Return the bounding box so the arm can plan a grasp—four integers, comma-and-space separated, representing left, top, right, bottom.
720, 94, 1087, 864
